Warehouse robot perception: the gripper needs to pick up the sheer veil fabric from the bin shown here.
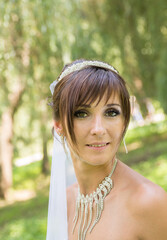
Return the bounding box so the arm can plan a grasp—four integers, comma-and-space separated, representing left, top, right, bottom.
46, 130, 76, 240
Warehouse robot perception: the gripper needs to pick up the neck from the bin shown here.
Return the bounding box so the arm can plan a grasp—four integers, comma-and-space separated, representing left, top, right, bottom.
71, 154, 117, 195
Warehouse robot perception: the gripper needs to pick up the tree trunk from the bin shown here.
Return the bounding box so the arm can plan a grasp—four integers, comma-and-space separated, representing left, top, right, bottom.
0, 110, 13, 199
0, 84, 25, 199
42, 130, 50, 175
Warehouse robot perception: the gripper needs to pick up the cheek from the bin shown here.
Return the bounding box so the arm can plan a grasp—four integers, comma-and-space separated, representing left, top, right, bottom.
109, 120, 125, 139
73, 122, 87, 142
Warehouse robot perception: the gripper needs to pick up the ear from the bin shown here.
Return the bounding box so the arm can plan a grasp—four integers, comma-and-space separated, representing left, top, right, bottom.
53, 121, 63, 135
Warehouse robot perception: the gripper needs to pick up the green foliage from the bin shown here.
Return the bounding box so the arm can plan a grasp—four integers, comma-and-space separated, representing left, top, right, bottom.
126, 120, 167, 144
156, 48, 167, 114
133, 155, 167, 191
1, 0, 167, 167
81, 0, 167, 113
13, 161, 42, 190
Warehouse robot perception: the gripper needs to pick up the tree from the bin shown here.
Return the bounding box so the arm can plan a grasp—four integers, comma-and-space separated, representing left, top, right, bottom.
0, 0, 93, 198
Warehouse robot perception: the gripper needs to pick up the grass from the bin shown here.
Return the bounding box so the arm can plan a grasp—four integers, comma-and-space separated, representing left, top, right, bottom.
0, 160, 50, 239
0, 217, 47, 240
0, 195, 48, 240
0, 120, 167, 239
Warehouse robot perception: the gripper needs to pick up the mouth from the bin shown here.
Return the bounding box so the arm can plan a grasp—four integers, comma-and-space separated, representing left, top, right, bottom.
86, 142, 109, 147
86, 142, 110, 150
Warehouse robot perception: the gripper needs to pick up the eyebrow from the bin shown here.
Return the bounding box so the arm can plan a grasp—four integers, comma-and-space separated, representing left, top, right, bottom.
106, 103, 121, 108
77, 103, 121, 108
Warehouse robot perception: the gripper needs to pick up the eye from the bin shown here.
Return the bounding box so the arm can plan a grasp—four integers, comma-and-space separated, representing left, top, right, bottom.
74, 110, 88, 118
105, 109, 120, 117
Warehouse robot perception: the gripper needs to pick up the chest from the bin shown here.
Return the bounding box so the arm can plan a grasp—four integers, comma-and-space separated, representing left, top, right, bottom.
68, 198, 142, 240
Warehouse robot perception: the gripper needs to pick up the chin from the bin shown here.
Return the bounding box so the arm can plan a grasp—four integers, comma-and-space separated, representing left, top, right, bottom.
81, 155, 113, 166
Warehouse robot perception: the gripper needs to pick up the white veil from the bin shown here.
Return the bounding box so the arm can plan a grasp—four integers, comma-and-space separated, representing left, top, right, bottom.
46, 130, 76, 240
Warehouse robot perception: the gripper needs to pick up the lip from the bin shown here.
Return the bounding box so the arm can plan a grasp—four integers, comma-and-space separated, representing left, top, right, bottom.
86, 142, 110, 151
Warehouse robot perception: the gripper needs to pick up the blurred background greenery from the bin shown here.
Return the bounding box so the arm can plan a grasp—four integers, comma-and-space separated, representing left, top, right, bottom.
0, 0, 167, 239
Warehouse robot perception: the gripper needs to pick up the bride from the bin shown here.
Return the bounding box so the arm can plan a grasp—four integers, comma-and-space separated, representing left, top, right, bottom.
47, 59, 167, 240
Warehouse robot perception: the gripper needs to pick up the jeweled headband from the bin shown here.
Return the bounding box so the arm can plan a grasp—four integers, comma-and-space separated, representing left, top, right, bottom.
50, 60, 118, 95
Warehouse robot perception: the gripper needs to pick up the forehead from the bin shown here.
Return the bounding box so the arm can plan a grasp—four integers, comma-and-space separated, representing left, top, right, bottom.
79, 91, 121, 108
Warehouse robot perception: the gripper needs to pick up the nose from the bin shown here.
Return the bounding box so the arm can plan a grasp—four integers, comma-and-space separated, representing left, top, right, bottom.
90, 115, 106, 136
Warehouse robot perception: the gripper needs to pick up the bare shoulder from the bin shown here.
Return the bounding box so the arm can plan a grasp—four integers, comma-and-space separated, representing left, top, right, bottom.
134, 181, 167, 215
119, 160, 167, 206
119, 161, 167, 239
132, 177, 167, 239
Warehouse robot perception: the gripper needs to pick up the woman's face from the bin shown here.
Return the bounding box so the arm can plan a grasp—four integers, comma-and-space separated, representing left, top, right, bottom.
73, 92, 125, 166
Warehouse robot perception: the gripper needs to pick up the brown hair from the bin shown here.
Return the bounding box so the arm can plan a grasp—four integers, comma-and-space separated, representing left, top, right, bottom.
50, 59, 130, 154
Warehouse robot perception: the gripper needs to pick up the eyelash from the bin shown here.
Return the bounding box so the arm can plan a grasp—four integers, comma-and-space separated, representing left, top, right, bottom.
74, 109, 120, 118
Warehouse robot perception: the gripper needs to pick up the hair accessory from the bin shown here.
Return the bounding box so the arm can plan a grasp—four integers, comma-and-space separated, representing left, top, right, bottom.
72, 158, 118, 240
50, 60, 118, 95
